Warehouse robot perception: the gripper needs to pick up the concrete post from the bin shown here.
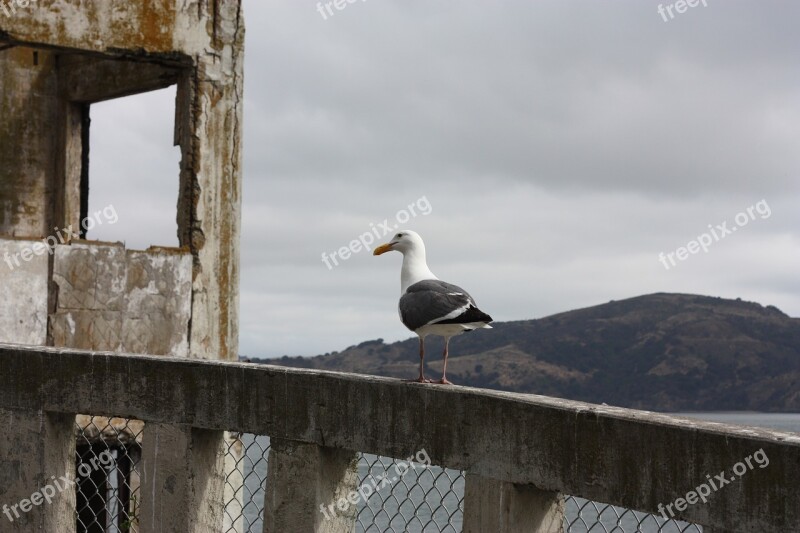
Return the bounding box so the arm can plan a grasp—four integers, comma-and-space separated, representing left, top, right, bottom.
0, 47, 61, 238
0, 409, 76, 532
139, 424, 227, 533
463, 473, 565, 533
175, 4, 245, 363
263, 439, 359, 533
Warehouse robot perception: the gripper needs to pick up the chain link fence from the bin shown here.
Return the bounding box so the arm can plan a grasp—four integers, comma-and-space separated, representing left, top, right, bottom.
75, 415, 143, 532
357, 453, 463, 532
565, 498, 702, 533
221, 434, 702, 533
74, 425, 703, 533
223, 433, 269, 533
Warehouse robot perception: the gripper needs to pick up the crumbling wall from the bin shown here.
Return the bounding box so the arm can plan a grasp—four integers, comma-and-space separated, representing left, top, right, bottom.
0, 48, 60, 237
0, 238, 48, 344
0, 3, 245, 530
1, 0, 244, 361
50, 242, 192, 356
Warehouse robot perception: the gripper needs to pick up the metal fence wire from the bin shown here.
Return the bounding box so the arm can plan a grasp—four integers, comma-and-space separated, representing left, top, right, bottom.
75, 415, 143, 532
74, 426, 703, 533
220, 435, 702, 533
223, 433, 269, 533
356, 453, 463, 532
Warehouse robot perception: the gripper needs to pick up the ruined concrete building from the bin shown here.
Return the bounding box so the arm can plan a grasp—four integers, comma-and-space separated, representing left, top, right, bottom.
1, 1, 244, 530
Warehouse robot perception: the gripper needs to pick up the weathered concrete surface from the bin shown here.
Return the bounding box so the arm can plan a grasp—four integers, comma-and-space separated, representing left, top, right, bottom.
2, 3, 245, 531
139, 424, 227, 533
0, 1, 226, 58
49, 241, 193, 524
0, 344, 797, 532
0, 48, 60, 237
0, 239, 48, 345
1, 0, 245, 361
74, 415, 144, 446
173, 1, 244, 362
0, 408, 76, 532
463, 474, 564, 533
50, 243, 192, 356
264, 439, 359, 533
61, 55, 181, 104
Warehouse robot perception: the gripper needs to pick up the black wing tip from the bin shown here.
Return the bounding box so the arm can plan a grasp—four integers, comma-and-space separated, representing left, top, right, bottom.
472, 307, 492, 323
436, 306, 493, 326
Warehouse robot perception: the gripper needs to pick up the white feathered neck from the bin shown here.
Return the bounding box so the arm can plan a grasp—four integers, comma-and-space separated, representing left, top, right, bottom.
399, 241, 437, 294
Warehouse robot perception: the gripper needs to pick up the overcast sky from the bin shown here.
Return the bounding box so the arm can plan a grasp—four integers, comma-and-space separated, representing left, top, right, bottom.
86, 0, 800, 358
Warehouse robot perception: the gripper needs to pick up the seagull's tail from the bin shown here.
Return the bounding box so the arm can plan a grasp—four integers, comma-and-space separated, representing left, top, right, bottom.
463, 322, 492, 330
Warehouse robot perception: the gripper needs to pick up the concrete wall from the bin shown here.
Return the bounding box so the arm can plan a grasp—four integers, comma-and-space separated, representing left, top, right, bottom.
0, 48, 61, 238
0, 44, 85, 240
0, 239, 48, 345
0, 240, 192, 354
0, 1, 228, 58
0, 344, 798, 532
50, 242, 192, 356
0, 408, 75, 532
1, 3, 245, 530
0, 0, 244, 361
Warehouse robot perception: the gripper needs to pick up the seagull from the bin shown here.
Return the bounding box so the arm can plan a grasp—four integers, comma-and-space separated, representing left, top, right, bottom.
373, 230, 493, 384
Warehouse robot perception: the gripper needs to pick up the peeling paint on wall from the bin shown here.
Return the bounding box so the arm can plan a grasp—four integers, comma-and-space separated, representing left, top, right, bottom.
51, 242, 192, 356
0, 238, 48, 344
1, 0, 244, 361
0, 2, 245, 528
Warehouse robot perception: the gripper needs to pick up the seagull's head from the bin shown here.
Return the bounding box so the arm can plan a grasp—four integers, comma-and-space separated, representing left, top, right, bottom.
373, 230, 424, 256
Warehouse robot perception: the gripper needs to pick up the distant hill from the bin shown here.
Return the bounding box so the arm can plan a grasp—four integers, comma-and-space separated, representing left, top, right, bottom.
250, 293, 800, 412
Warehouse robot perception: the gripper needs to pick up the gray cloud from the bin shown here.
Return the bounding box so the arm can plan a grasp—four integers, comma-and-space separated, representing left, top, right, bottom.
87, 0, 800, 357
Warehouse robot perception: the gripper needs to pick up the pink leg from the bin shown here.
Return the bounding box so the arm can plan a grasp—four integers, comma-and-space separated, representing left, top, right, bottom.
437, 338, 453, 385
412, 337, 430, 383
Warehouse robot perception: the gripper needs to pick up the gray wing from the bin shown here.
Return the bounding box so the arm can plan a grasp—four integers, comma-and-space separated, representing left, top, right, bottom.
398, 280, 492, 332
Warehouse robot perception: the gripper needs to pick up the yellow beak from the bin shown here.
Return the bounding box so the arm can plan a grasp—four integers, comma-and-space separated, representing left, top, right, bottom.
373, 243, 394, 255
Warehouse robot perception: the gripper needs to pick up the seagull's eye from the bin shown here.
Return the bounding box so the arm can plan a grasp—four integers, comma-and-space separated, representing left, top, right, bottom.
396, 233, 403, 239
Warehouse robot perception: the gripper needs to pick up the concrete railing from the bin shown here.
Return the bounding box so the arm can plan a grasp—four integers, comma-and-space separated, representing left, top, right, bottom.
0, 343, 798, 532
